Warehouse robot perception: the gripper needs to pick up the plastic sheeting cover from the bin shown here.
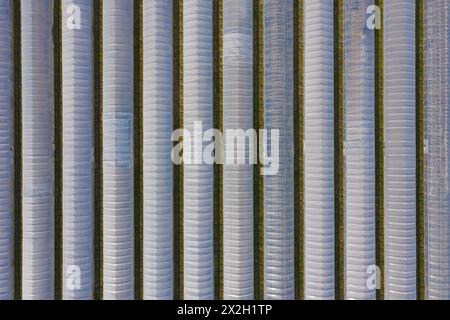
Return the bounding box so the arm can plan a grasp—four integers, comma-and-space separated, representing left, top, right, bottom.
383, 0, 417, 300
222, 0, 254, 300
303, 0, 335, 300
183, 0, 214, 300
343, 0, 376, 300
102, 0, 134, 300
62, 0, 94, 300
263, 0, 295, 300
0, 0, 12, 301
143, 0, 174, 300
424, 0, 450, 300
21, 0, 55, 300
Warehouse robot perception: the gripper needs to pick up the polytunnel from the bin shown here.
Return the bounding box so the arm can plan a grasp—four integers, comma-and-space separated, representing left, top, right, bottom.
303, 0, 335, 300
183, 0, 214, 300
102, 0, 134, 300
21, 0, 54, 300
424, 0, 450, 300
383, 0, 417, 300
343, 0, 376, 300
142, 0, 174, 300
263, 0, 295, 300
222, 0, 254, 300
61, 0, 94, 300
0, 0, 12, 301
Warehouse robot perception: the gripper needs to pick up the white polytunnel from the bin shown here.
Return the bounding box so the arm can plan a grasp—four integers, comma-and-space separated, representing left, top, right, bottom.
383, 0, 417, 300
102, 0, 134, 300
21, 0, 54, 300
0, 0, 12, 301
183, 0, 214, 300
343, 0, 376, 300
424, 0, 450, 300
303, 0, 335, 300
142, 0, 174, 300
222, 0, 254, 300
263, 0, 295, 300
61, 0, 94, 300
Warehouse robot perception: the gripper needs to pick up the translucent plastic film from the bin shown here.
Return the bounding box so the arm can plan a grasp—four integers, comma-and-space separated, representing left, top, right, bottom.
183, 0, 214, 300
343, 0, 376, 300
384, 0, 416, 300
222, 0, 254, 300
102, 0, 134, 300
143, 0, 174, 300
61, 0, 94, 300
21, 0, 54, 300
424, 0, 450, 300
263, 0, 295, 300
0, 0, 12, 301
303, 0, 335, 300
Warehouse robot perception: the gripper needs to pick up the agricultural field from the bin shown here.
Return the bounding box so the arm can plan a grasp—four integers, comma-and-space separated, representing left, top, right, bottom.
0, 0, 446, 301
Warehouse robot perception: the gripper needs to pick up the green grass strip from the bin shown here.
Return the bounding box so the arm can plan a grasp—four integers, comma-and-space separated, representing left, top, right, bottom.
133, 0, 143, 300
375, 0, 385, 300
415, 0, 425, 301
93, 0, 103, 300
53, 0, 63, 300
293, 0, 304, 300
13, 0, 22, 300
333, 0, 345, 300
173, 0, 184, 300
253, 0, 264, 300
213, 0, 224, 300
